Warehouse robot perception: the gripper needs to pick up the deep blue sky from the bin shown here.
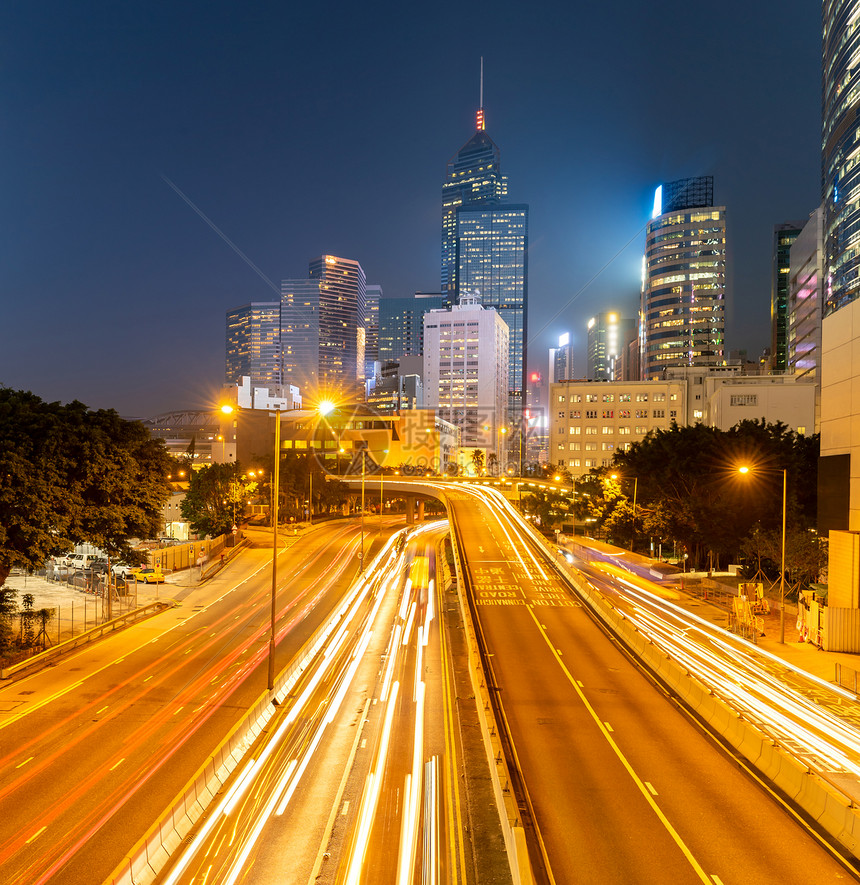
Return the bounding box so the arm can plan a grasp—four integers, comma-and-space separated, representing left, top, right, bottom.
1, 0, 821, 417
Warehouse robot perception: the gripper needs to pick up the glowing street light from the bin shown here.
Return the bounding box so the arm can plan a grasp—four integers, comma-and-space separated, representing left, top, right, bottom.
738, 464, 788, 643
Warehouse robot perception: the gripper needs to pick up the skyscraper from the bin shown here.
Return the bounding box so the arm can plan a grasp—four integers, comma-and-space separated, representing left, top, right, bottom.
280, 255, 366, 401
441, 69, 507, 296
441, 67, 528, 433
225, 301, 281, 389
771, 222, 804, 372
820, 2, 860, 533
640, 176, 727, 379
378, 292, 447, 362
549, 333, 574, 384
364, 283, 382, 383
456, 203, 528, 417
587, 312, 636, 381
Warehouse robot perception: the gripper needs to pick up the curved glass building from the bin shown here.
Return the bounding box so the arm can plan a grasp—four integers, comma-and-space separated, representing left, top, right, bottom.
823, 2, 860, 314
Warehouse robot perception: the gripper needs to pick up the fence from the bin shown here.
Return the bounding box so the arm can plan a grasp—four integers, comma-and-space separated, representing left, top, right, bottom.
835, 662, 860, 696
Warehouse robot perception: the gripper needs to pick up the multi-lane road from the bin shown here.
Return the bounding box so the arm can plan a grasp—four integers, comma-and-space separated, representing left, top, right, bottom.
5, 476, 860, 884
435, 481, 860, 884
0, 521, 383, 885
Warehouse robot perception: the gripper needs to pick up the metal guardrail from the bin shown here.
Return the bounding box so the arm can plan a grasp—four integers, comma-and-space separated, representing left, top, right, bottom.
0, 601, 174, 680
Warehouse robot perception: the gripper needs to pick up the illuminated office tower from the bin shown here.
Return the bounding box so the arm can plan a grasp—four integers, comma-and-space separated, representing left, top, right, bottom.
225, 301, 281, 389
587, 312, 636, 381
441, 63, 528, 435
280, 254, 366, 401
549, 333, 574, 383
364, 284, 382, 382
641, 177, 727, 379
378, 292, 447, 362
456, 203, 528, 419
441, 63, 508, 296
820, 3, 860, 533
771, 222, 804, 372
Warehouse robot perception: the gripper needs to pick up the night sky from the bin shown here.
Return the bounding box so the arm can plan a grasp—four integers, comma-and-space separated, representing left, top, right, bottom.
2, 1, 821, 418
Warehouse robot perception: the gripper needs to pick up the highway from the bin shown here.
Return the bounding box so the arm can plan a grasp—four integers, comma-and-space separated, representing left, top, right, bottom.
155, 520, 485, 885
0, 521, 385, 885
436, 481, 859, 884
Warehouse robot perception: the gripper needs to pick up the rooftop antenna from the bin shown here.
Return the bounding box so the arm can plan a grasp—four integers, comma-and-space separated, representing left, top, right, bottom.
476, 57, 485, 131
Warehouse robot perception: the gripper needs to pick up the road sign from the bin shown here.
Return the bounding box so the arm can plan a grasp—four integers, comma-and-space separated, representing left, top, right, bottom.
231, 525, 238, 534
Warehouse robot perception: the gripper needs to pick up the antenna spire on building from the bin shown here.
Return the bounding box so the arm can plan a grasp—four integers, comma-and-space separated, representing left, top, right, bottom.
476, 57, 485, 131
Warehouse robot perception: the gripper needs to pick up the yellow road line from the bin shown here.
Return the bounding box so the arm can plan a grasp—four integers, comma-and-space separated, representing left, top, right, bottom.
525, 605, 712, 884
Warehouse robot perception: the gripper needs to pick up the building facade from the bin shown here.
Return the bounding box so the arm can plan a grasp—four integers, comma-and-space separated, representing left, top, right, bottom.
550, 379, 686, 475
378, 292, 446, 362
364, 284, 382, 383
549, 332, 574, 384
280, 255, 367, 402
771, 222, 804, 372
225, 301, 281, 389
641, 176, 727, 380
456, 203, 528, 419
441, 105, 507, 296
587, 312, 636, 381
423, 294, 509, 454
788, 207, 823, 429
821, 3, 860, 532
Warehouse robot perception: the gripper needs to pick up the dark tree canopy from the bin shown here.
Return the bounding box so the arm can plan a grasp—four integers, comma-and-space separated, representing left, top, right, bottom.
579, 420, 819, 570
0, 387, 173, 587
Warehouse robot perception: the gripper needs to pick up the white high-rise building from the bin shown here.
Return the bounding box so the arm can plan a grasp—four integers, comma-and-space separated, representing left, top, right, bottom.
423, 294, 509, 455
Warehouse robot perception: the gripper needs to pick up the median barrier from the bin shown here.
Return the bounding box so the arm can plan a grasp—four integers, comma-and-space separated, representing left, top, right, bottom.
533, 526, 860, 863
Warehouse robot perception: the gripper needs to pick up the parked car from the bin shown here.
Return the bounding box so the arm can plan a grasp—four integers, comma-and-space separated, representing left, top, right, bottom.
83, 558, 110, 575
68, 552, 103, 571
111, 562, 140, 578
134, 567, 165, 584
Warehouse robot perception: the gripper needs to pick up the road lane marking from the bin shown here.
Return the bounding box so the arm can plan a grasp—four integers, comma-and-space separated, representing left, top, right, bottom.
645, 782, 657, 795
524, 604, 712, 884
712, 877, 725, 885
16, 756, 33, 769
96, 705, 109, 715
110, 757, 125, 771
361, 739, 367, 748
143, 675, 154, 682
604, 722, 613, 732
26, 826, 46, 844
340, 800, 349, 815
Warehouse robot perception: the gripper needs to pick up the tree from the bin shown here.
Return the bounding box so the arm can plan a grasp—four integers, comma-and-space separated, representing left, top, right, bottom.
0, 388, 173, 588
181, 463, 239, 537
471, 449, 485, 475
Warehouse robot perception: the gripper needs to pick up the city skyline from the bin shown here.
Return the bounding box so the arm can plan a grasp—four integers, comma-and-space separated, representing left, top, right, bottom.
1, 1, 820, 416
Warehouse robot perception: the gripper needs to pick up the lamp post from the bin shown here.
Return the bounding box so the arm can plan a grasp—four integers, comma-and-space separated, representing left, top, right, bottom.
611, 473, 638, 550
739, 465, 787, 643
499, 425, 508, 476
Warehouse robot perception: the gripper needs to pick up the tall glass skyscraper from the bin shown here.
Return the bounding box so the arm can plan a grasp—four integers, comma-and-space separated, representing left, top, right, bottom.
442, 86, 528, 433
441, 110, 507, 296
771, 222, 804, 372
225, 301, 281, 388
378, 292, 447, 362
820, 3, 860, 534
641, 177, 727, 380
823, 2, 860, 314
456, 203, 528, 417
280, 255, 366, 401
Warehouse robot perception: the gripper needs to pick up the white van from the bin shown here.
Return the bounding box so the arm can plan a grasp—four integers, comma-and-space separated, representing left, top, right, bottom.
67, 553, 101, 571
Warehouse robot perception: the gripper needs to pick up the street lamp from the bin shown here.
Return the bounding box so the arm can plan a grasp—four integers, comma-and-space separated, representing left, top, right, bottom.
739, 464, 788, 643
611, 473, 638, 550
